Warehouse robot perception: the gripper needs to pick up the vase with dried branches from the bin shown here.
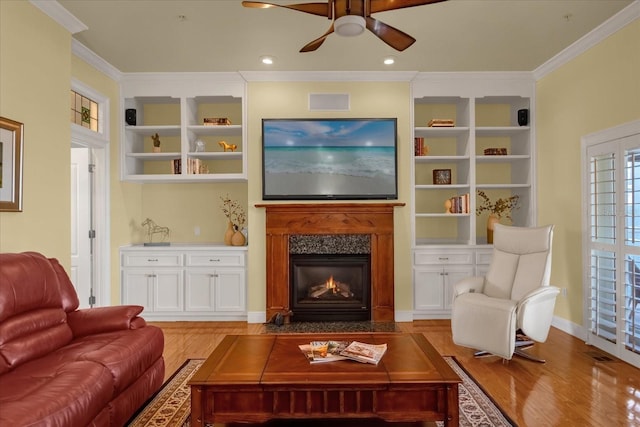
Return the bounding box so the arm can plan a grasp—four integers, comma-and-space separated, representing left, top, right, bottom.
476, 191, 520, 244
219, 194, 246, 246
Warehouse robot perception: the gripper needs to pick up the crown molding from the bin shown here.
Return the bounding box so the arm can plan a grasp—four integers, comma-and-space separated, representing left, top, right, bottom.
29, 0, 87, 34
239, 71, 419, 82
533, 0, 640, 80
72, 39, 123, 82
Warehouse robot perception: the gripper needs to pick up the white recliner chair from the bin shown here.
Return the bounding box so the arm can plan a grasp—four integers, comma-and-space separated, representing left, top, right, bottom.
451, 224, 559, 362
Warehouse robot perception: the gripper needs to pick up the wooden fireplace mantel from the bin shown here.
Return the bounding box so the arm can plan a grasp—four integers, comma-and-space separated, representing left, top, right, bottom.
256, 203, 404, 322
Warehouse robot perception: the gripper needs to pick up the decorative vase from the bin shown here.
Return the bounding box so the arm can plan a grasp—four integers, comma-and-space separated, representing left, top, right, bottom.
153, 146, 161, 153
486, 213, 500, 244
231, 228, 246, 246
224, 221, 234, 246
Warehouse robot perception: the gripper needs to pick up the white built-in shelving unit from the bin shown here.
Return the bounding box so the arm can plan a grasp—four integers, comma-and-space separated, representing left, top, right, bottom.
411, 73, 536, 318
120, 73, 247, 183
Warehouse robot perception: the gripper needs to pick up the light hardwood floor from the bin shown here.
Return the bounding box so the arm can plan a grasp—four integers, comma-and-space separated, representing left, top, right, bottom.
152, 320, 640, 427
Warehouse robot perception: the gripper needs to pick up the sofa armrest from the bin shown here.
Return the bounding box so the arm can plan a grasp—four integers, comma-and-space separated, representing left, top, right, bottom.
67, 305, 147, 338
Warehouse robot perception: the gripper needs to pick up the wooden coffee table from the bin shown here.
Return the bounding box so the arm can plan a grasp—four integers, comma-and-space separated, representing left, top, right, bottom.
189, 333, 461, 426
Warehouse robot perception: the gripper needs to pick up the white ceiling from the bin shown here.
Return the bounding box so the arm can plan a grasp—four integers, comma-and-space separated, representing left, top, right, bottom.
57, 0, 633, 74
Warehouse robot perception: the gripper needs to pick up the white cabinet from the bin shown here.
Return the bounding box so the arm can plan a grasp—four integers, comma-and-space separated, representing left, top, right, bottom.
184, 252, 246, 313
120, 73, 247, 183
413, 249, 474, 318
120, 245, 247, 321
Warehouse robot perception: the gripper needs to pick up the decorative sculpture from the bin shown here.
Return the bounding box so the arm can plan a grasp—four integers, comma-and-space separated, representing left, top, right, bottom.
141, 218, 170, 245
218, 141, 237, 152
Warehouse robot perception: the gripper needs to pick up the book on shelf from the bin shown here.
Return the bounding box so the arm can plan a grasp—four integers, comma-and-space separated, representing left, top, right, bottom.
171, 158, 181, 174
203, 117, 231, 126
414, 137, 425, 156
339, 341, 387, 365
298, 341, 350, 364
186, 158, 210, 174
428, 118, 455, 127
447, 193, 470, 214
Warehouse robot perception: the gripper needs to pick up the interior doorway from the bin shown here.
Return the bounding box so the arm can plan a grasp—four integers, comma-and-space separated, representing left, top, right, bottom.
70, 79, 111, 308
71, 147, 94, 308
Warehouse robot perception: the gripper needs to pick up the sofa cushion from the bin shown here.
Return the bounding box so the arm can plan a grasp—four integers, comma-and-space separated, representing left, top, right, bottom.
0, 360, 114, 426
0, 252, 78, 322
0, 308, 73, 375
43, 326, 164, 394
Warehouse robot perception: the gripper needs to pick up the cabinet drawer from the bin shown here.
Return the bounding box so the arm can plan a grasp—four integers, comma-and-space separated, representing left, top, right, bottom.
414, 251, 473, 265
122, 253, 183, 267
476, 250, 493, 265
186, 252, 245, 267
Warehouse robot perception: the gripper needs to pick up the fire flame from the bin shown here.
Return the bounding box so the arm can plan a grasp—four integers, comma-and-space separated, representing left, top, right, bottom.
325, 275, 337, 293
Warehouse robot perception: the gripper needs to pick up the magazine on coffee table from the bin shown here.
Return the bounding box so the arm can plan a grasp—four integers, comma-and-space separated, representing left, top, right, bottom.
298, 341, 350, 363
339, 341, 387, 365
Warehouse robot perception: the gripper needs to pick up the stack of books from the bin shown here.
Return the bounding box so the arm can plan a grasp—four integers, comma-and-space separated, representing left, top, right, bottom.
203, 117, 231, 126
298, 340, 387, 365
447, 193, 470, 214
484, 148, 508, 155
428, 119, 455, 127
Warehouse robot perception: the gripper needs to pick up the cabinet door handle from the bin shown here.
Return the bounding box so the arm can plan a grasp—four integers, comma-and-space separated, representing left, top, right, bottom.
438, 257, 449, 261
209, 258, 221, 262
147, 258, 159, 262
146, 274, 157, 278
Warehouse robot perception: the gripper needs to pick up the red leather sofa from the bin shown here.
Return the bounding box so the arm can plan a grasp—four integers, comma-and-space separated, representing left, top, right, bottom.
0, 252, 165, 426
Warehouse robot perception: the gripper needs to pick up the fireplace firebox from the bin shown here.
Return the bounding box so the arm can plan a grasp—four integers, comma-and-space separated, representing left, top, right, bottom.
290, 254, 370, 322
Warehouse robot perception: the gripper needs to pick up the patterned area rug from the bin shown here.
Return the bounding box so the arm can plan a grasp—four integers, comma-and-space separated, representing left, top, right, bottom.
127, 357, 516, 427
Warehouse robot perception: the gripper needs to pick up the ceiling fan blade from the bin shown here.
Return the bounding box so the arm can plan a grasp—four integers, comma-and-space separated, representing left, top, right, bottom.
369, 0, 448, 14
300, 24, 335, 52
365, 17, 416, 51
242, 1, 330, 18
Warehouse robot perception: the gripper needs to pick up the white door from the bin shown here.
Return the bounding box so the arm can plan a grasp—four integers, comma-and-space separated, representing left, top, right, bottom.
583, 121, 640, 369
71, 147, 93, 308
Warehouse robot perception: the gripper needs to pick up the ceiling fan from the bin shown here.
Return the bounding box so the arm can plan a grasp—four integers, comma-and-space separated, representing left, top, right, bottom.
241, 0, 447, 52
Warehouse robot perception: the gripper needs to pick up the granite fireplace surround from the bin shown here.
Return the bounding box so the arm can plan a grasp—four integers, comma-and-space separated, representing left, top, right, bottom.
256, 203, 404, 322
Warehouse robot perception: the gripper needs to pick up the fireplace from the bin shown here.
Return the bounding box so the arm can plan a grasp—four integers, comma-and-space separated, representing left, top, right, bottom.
290, 253, 371, 322
256, 203, 404, 323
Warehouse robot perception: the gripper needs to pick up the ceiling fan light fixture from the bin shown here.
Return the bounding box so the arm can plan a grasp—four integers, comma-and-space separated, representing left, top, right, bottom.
334, 15, 366, 37
383, 56, 395, 65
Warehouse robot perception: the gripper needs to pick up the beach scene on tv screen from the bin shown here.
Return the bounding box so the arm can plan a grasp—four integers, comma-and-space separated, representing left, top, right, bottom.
263, 119, 397, 198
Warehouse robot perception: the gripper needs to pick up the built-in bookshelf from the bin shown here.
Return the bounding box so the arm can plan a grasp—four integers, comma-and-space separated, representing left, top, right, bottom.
120, 74, 247, 183
411, 73, 535, 317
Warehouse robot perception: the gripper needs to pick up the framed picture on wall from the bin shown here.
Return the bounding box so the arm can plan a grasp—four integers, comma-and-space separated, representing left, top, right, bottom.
0, 116, 24, 212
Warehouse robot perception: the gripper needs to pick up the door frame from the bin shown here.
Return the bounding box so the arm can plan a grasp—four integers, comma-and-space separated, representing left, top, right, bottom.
581, 119, 640, 368
71, 78, 111, 307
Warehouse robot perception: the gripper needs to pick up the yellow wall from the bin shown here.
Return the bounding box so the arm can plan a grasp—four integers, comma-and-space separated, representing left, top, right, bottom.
536, 20, 640, 324
245, 82, 413, 315
4, 1, 638, 325
0, 1, 71, 264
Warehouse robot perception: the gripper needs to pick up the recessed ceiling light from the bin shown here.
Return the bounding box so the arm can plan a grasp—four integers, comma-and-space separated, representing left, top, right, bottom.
383, 57, 395, 65
260, 56, 274, 65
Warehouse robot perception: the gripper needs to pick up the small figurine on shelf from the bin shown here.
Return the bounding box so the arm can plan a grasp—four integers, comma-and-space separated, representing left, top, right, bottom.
218, 140, 237, 152
151, 133, 161, 153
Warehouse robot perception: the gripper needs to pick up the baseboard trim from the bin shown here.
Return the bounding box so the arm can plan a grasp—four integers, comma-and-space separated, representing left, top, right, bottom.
552, 315, 587, 341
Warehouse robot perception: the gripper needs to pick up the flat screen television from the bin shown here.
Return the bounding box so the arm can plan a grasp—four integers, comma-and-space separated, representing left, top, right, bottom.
262, 118, 398, 200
